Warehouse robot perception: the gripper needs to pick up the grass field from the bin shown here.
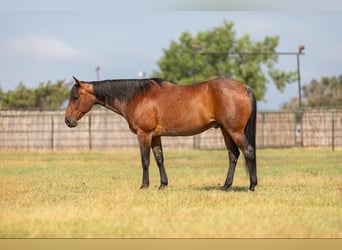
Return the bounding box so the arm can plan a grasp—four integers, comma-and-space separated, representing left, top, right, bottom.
0, 148, 341, 238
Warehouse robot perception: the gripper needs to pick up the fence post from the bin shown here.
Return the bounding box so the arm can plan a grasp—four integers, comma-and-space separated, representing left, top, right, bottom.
88, 115, 92, 150
51, 116, 54, 151
295, 110, 303, 147
294, 111, 297, 146
300, 110, 304, 147
193, 135, 201, 149
332, 111, 335, 151
261, 112, 265, 148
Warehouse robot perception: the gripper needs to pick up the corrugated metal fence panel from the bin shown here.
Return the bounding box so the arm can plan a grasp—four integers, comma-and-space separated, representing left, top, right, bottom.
0, 111, 53, 150
90, 111, 137, 149
258, 112, 296, 148
198, 128, 225, 150
54, 112, 90, 150
0, 109, 341, 150
302, 110, 342, 147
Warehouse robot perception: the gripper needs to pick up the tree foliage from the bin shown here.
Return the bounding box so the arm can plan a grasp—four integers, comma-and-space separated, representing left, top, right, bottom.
0, 80, 71, 109
153, 20, 297, 100
282, 75, 342, 109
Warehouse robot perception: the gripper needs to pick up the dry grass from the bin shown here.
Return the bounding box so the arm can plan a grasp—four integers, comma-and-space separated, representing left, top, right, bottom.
0, 148, 341, 238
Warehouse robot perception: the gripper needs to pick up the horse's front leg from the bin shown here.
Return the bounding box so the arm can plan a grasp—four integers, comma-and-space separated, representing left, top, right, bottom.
137, 132, 152, 189
151, 136, 168, 189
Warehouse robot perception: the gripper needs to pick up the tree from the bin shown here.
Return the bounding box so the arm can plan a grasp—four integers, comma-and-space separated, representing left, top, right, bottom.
153, 20, 297, 100
0, 80, 71, 109
34, 80, 71, 109
282, 75, 342, 109
1, 82, 36, 108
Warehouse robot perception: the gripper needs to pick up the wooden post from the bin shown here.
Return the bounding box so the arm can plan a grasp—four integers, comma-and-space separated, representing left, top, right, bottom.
88, 115, 92, 150
51, 116, 54, 151
332, 111, 335, 151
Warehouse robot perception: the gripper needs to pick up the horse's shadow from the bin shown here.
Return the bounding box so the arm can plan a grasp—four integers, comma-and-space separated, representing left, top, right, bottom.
192, 185, 248, 192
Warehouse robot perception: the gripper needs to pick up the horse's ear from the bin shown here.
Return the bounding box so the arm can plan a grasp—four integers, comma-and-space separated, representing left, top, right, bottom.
73, 76, 81, 86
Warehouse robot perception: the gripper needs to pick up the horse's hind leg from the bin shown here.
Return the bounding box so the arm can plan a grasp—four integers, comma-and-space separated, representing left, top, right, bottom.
228, 130, 257, 192
245, 145, 257, 192
151, 136, 168, 189
221, 128, 240, 191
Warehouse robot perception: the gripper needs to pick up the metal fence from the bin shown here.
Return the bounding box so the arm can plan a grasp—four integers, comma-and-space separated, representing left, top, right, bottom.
0, 109, 341, 151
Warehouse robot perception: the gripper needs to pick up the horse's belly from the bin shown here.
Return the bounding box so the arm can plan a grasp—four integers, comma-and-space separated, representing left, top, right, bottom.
158, 119, 218, 136
155, 93, 217, 136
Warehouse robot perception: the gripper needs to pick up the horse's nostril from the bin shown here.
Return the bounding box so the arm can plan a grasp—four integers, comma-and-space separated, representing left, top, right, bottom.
65, 118, 71, 127
65, 117, 77, 127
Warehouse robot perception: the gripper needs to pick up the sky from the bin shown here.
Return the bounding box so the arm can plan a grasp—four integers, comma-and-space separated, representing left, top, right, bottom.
0, 0, 341, 110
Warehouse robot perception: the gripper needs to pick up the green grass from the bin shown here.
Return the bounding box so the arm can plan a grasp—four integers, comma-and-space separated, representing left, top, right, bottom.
0, 148, 341, 238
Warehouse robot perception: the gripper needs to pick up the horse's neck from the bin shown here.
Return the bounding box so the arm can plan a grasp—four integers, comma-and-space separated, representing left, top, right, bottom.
100, 99, 127, 118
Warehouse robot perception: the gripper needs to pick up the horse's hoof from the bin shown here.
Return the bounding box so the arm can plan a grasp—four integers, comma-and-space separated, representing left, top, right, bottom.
220, 185, 232, 191
158, 184, 168, 190
140, 184, 149, 189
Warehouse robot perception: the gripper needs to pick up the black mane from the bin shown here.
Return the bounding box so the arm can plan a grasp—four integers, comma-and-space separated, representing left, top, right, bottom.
90, 78, 164, 104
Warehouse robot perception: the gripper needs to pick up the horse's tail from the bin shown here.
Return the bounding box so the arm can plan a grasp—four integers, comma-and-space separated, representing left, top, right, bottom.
244, 86, 257, 191
245, 86, 257, 151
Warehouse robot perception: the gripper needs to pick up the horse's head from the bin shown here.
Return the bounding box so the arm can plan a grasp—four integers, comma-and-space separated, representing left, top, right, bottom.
65, 77, 96, 128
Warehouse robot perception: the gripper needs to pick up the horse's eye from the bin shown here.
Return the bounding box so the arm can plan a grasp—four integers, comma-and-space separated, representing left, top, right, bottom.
74, 95, 79, 101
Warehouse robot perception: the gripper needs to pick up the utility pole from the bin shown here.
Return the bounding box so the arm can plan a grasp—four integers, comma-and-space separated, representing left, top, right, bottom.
96, 66, 100, 81
297, 45, 305, 110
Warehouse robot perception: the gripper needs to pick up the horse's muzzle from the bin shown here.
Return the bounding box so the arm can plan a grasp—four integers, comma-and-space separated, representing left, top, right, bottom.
65, 117, 78, 128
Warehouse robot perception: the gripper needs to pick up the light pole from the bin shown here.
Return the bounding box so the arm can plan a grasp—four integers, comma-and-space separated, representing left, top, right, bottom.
297, 45, 305, 110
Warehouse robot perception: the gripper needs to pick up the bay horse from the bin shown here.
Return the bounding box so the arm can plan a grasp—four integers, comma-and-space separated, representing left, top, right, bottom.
65, 77, 257, 191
